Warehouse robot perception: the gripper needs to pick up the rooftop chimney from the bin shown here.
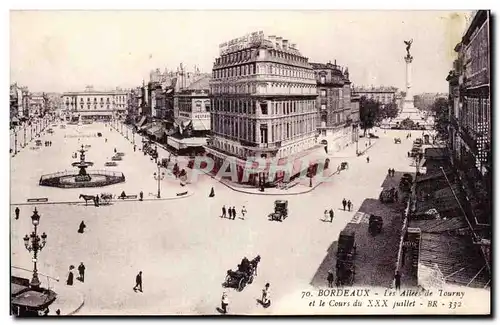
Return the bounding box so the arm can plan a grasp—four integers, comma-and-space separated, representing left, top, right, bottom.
276, 37, 283, 48
282, 39, 289, 50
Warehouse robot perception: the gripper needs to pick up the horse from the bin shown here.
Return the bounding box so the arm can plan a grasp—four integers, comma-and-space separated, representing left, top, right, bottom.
79, 194, 96, 206
250, 255, 261, 276
99, 193, 114, 204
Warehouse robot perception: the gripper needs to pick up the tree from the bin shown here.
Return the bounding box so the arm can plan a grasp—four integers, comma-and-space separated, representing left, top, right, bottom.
432, 97, 449, 140
379, 102, 399, 120
359, 96, 381, 136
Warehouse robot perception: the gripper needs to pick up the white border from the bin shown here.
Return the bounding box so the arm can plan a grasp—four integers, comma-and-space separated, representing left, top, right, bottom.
3, 1, 498, 325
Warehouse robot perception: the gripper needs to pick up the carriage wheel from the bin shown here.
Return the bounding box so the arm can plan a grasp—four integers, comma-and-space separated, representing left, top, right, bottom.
237, 278, 246, 291
248, 274, 254, 284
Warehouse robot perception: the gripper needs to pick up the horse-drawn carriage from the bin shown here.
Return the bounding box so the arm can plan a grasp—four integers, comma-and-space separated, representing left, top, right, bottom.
268, 200, 288, 222
379, 187, 398, 203
341, 161, 349, 170
79, 193, 114, 205
336, 225, 357, 286
394, 137, 401, 144
111, 155, 122, 161
223, 256, 261, 292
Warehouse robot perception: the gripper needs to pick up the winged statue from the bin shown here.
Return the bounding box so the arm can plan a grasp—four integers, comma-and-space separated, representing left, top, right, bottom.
404, 39, 413, 56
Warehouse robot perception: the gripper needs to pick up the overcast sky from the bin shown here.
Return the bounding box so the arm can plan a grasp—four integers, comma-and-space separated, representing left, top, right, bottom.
10, 10, 471, 94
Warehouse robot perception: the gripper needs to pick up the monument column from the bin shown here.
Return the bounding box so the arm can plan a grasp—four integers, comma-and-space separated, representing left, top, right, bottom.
403, 54, 415, 110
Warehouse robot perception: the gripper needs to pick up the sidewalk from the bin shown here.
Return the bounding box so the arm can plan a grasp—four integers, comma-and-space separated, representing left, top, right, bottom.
12, 190, 194, 206
48, 282, 85, 316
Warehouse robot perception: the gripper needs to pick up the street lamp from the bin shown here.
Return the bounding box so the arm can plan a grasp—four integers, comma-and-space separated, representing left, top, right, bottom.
153, 163, 165, 198
132, 128, 136, 145
23, 125, 27, 147
14, 129, 18, 155
23, 208, 48, 289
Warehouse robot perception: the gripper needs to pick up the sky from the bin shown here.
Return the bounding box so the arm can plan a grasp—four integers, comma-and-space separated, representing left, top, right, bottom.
10, 10, 471, 94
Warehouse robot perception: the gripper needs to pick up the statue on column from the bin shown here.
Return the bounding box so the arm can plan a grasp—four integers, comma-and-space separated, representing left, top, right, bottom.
404, 39, 413, 58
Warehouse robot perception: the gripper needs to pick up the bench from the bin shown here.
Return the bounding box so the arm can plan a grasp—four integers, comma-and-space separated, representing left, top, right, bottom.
27, 198, 48, 203
176, 192, 188, 197
118, 195, 137, 200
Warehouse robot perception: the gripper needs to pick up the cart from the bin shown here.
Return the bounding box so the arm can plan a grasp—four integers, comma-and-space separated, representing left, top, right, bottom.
336, 225, 357, 286
368, 215, 383, 235
268, 200, 288, 222
99, 193, 114, 205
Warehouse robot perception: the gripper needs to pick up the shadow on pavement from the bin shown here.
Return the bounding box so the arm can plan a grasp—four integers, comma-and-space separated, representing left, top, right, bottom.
310, 173, 409, 289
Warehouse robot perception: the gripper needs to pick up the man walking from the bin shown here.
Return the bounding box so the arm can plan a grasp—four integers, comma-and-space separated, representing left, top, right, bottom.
221, 205, 226, 218
133, 271, 143, 292
14, 207, 20, 220
347, 200, 352, 212
241, 206, 247, 219
78, 262, 86, 283
329, 209, 334, 222
394, 271, 401, 291
366, 156, 370, 163
139, 191, 144, 201
342, 198, 347, 211
232, 207, 237, 220
327, 270, 334, 288
227, 206, 232, 219
221, 292, 229, 314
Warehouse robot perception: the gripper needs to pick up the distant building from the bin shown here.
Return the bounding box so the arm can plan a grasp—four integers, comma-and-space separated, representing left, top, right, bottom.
61, 86, 127, 122
310, 61, 358, 152
352, 86, 399, 107
414, 93, 448, 111
208, 31, 319, 185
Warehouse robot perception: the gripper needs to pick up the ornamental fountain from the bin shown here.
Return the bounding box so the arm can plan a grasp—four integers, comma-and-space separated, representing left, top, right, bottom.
39, 145, 125, 188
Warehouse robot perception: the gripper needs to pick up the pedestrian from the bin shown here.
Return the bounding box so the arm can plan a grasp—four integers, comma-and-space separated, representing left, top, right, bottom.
78, 221, 86, 234
139, 191, 144, 201
114, 148, 117, 153
390, 168, 394, 177
347, 200, 352, 212
105, 138, 108, 143
261, 283, 271, 306
329, 209, 334, 222
94, 195, 99, 207
78, 262, 86, 282
133, 271, 143, 292
221, 205, 226, 218
209, 187, 215, 198
14, 207, 20, 220
232, 206, 237, 220
323, 209, 329, 222
366, 156, 370, 163
407, 151, 410, 157
56, 309, 61, 316
394, 271, 401, 290
241, 206, 247, 219
221, 292, 229, 314
66, 266, 74, 286
388, 168, 391, 176
327, 270, 334, 288
133, 144, 136, 152
342, 198, 347, 211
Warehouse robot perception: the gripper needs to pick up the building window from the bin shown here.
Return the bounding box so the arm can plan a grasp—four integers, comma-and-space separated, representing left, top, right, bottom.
320, 76, 326, 84
321, 104, 326, 111
321, 90, 326, 97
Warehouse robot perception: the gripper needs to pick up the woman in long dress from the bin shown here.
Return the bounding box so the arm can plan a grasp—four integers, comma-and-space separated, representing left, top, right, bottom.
67, 266, 74, 286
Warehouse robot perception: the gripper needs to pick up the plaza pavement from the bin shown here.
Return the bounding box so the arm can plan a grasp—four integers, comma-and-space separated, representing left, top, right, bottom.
11, 123, 424, 315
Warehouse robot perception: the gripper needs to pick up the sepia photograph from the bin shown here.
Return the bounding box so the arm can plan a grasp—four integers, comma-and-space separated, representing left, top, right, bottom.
8, 7, 492, 317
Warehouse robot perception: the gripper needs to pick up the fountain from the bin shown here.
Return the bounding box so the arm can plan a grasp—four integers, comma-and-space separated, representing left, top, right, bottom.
39, 145, 125, 188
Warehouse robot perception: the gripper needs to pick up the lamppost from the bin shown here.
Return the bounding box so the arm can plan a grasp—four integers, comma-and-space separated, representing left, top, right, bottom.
23, 124, 27, 147
125, 125, 129, 140
23, 208, 48, 289
153, 162, 165, 198
132, 128, 136, 145
14, 128, 18, 155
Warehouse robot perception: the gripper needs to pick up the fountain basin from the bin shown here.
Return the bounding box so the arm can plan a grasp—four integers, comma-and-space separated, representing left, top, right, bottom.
39, 170, 125, 188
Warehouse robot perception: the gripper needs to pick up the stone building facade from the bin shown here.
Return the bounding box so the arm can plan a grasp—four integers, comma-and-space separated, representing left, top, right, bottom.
207, 32, 318, 184
311, 61, 358, 152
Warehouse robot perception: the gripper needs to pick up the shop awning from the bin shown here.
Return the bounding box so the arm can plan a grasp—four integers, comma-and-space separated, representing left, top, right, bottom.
147, 124, 166, 139
135, 116, 147, 128
140, 122, 154, 131
192, 119, 210, 131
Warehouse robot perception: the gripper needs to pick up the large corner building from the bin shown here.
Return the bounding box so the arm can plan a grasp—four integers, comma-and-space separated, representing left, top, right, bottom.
207, 31, 318, 184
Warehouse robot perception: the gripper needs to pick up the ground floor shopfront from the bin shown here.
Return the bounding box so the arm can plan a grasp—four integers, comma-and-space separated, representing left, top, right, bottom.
203, 145, 329, 187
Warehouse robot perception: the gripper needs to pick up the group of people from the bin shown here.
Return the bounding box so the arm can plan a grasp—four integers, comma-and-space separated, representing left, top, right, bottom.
221, 205, 247, 220
220, 283, 271, 314
66, 262, 86, 285
387, 168, 396, 177
44, 140, 53, 147
342, 198, 353, 211
323, 209, 335, 222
